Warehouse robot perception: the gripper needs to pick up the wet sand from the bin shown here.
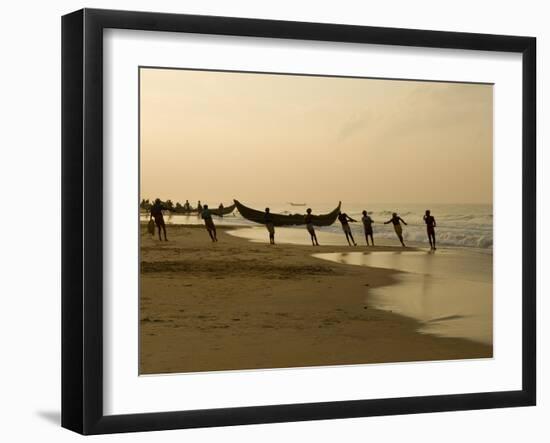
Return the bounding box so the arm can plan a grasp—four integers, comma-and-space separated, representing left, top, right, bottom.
140, 224, 492, 375
314, 251, 493, 344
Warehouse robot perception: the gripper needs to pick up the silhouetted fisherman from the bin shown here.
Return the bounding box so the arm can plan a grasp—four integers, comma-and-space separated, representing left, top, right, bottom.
201, 204, 218, 242
338, 211, 357, 246
264, 208, 275, 244
384, 212, 407, 247
150, 198, 168, 241
424, 209, 437, 250
305, 208, 320, 246
361, 210, 374, 246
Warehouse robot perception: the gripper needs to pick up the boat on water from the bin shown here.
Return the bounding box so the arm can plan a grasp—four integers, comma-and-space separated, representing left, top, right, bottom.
288, 202, 307, 206
173, 203, 235, 216
210, 203, 236, 216
234, 200, 341, 226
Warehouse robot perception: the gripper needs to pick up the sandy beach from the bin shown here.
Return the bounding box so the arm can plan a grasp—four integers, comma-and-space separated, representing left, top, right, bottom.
139, 223, 492, 374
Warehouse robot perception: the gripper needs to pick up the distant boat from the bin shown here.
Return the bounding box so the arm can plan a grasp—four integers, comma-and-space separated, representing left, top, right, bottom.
174, 203, 235, 216
288, 202, 307, 206
234, 200, 341, 227
209, 203, 236, 216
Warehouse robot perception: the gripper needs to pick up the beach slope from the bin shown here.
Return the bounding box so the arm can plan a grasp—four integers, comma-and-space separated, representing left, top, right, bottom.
140, 225, 491, 374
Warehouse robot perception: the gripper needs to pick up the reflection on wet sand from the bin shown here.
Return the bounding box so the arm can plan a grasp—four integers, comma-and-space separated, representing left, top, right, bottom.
313, 251, 493, 345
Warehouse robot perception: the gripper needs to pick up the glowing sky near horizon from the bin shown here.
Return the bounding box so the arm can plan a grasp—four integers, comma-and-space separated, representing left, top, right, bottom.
140, 68, 493, 205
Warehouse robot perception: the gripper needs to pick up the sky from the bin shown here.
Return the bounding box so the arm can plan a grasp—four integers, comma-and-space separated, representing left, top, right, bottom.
140, 68, 493, 206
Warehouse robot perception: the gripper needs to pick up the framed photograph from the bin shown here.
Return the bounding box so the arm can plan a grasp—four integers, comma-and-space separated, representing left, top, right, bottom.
61, 8, 536, 435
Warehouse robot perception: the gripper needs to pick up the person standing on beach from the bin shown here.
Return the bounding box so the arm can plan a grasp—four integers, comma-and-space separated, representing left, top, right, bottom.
338, 211, 357, 246
361, 210, 374, 246
183, 200, 191, 211
264, 208, 275, 244
196, 200, 203, 215
423, 209, 437, 250
384, 212, 407, 247
150, 198, 168, 241
305, 208, 320, 246
201, 204, 218, 242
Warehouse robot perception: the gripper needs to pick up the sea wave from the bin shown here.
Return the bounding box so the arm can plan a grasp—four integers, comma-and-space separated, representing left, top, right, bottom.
320, 223, 492, 249
158, 202, 493, 250
325, 206, 493, 249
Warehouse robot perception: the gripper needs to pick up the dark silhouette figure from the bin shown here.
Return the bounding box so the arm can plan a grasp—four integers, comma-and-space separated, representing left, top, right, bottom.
147, 218, 155, 237
305, 208, 320, 246
338, 211, 357, 246
424, 209, 437, 250
201, 204, 217, 242
150, 198, 168, 241
384, 212, 407, 247
264, 208, 275, 244
183, 200, 191, 211
361, 210, 374, 246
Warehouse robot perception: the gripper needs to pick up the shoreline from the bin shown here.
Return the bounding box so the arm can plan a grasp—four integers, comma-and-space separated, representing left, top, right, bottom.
144, 215, 494, 253
140, 223, 492, 374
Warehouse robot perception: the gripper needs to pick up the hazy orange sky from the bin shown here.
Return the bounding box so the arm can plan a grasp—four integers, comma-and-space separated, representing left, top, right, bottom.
140, 68, 492, 205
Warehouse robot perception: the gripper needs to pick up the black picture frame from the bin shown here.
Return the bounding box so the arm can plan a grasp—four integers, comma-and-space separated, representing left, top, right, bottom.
62, 8, 536, 435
